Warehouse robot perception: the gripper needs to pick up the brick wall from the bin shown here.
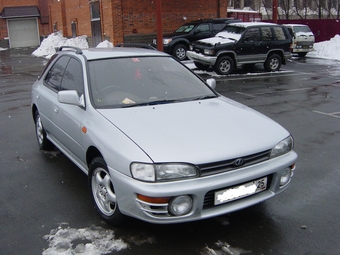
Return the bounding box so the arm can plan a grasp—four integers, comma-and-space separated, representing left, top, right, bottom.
49, 0, 223, 45
1, 0, 225, 46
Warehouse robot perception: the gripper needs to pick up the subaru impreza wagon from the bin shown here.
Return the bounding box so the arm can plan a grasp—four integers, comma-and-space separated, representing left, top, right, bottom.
31, 46, 297, 225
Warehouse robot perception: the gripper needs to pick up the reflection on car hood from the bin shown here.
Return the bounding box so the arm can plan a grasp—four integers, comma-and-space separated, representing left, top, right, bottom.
97, 97, 289, 164
197, 32, 240, 45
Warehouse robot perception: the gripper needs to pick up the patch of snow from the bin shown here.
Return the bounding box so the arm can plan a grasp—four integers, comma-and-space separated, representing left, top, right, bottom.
308, 34, 340, 60
42, 225, 127, 255
42, 224, 156, 255
31, 31, 89, 59
96, 40, 114, 48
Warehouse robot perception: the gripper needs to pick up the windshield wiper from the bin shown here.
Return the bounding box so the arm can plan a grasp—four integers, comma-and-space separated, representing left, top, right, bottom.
218, 36, 237, 41
193, 95, 217, 101
122, 99, 179, 108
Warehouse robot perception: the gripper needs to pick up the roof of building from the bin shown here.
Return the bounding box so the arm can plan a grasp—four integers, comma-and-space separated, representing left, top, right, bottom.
0, 6, 40, 19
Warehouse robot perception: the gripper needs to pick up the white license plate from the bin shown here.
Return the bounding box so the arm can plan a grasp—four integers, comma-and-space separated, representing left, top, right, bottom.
214, 177, 267, 205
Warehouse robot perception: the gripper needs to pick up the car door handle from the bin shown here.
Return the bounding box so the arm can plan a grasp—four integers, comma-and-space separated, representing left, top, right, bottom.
54, 107, 59, 114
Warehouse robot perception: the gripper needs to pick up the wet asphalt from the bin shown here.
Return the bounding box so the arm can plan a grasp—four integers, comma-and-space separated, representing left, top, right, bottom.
0, 47, 339, 254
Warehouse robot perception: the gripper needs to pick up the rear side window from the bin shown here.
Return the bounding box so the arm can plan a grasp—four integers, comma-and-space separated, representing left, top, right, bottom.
273, 27, 287, 40
261, 27, 273, 41
44, 56, 70, 91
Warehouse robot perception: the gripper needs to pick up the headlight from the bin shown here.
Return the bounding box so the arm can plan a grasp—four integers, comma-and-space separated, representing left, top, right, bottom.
131, 163, 199, 182
163, 38, 172, 45
270, 136, 293, 158
204, 49, 215, 55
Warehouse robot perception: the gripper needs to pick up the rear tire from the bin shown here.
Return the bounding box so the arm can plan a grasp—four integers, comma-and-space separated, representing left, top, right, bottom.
264, 54, 281, 72
34, 111, 54, 150
214, 56, 234, 75
88, 157, 124, 226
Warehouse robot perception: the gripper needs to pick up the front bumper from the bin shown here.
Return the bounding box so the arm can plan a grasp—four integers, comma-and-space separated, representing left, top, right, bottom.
109, 151, 297, 224
186, 50, 217, 66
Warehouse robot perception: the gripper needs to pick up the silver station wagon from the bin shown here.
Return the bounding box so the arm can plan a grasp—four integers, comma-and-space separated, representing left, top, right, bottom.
31, 46, 297, 225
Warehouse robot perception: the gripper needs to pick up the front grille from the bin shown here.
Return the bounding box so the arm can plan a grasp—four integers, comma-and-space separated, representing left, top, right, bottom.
197, 150, 271, 177
203, 174, 273, 209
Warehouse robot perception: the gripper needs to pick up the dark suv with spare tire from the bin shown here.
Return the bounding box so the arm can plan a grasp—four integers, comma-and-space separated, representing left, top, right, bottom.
151, 18, 241, 61
186, 22, 292, 75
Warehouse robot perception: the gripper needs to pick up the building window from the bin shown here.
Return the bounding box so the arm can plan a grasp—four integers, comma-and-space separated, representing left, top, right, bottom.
90, 2, 100, 21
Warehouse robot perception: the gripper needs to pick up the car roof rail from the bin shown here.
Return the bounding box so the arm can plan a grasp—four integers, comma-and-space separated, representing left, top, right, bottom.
115, 43, 156, 50
57, 46, 83, 54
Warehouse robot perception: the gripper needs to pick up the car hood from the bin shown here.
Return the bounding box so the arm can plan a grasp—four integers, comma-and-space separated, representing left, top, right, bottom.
97, 97, 289, 164
197, 32, 240, 45
295, 32, 315, 41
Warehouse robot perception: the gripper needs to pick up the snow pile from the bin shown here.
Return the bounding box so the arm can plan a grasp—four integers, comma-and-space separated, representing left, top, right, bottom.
308, 34, 340, 60
32, 31, 89, 59
96, 40, 114, 48
42, 225, 127, 255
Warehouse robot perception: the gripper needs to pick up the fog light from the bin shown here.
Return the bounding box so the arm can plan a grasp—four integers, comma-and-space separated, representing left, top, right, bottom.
169, 196, 192, 216
280, 167, 292, 186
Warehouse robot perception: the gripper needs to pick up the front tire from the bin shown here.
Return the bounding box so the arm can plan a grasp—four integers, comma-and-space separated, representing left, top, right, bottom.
173, 44, 188, 61
264, 54, 281, 72
194, 61, 210, 71
214, 56, 234, 75
34, 111, 54, 150
88, 157, 124, 226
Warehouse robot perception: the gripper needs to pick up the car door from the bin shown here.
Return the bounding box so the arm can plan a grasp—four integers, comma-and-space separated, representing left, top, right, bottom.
54, 57, 86, 162
190, 23, 211, 42
38, 55, 70, 141
259, 26, 274, 61
236, 27, 262, 64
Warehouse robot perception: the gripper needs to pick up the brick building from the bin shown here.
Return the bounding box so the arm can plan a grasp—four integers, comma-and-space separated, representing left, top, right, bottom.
0, 0, 228, 48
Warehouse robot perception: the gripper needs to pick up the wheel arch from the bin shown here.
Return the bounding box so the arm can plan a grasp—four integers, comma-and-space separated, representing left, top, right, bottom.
266, 50, 286, 64
86, 146, 104, 168
32, 104, 38, 121
216, 51, 237, 65
171, 38, 190, 49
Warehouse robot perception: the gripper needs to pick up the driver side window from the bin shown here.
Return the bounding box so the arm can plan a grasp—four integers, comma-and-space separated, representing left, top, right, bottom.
60, 57, 84, 96
195, 24, 209, 34
243, 27, 260, 42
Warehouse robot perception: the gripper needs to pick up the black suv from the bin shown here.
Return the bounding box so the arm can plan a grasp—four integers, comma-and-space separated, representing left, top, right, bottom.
186, 22, 292, 75
152, 18, 241, 61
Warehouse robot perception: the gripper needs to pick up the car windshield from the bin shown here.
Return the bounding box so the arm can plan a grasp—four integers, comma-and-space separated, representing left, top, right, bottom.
293, 26, 312, 33
175, 24, 195, 33
88, 56, 217, 109
221, 25, 246, 34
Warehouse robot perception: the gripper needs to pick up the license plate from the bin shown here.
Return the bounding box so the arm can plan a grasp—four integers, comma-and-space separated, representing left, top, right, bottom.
214, 177, 267, 205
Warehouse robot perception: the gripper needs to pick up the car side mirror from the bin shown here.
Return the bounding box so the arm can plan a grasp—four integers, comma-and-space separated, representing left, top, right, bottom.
58, 90, 85, 107
206, 78, 216, 89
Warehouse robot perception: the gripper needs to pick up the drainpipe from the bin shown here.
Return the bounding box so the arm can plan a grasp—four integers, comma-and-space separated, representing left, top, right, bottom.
156, 0, 163, 52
